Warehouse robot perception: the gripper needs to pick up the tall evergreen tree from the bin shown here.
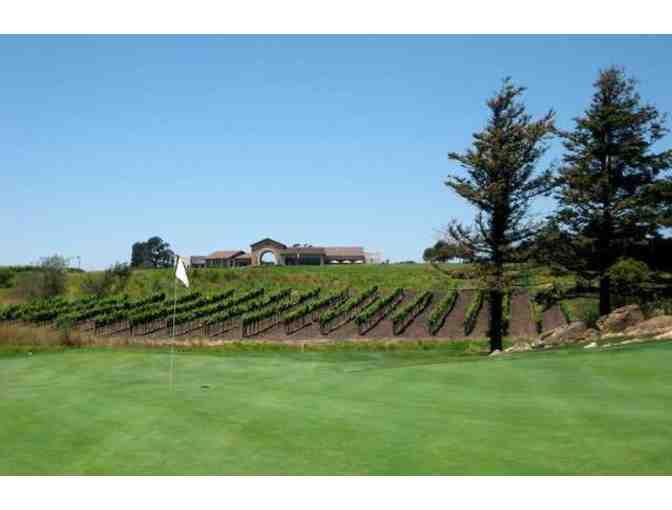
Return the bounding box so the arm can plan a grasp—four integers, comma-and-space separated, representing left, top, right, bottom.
445, 79, 555, 352
554, 67, 672, 315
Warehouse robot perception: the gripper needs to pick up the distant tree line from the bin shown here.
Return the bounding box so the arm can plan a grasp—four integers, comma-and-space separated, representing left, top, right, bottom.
3, 235, 175, 301
437, 67, 672, 352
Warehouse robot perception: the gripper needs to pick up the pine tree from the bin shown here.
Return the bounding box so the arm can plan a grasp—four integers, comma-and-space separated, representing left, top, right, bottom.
445, 79, 555, 352
554, 67, 672, 316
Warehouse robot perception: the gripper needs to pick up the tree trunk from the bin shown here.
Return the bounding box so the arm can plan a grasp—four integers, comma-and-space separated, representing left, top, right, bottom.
597, 234, 613, 316
599, 274, 611, 317
489, 289, 503, 352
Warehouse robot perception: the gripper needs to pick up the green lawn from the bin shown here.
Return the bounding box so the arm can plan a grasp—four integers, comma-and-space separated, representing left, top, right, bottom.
1, 343, 670, 474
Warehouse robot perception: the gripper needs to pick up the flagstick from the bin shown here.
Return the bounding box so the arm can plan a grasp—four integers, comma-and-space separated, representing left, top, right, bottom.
170, 257, 178, 391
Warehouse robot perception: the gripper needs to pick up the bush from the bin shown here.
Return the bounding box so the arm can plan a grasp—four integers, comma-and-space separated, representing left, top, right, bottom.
579, 303, 600, 328
80, 262, 131, 298
608, 258, 650, 297
533, 284, 559, 309
12, 256, 69, 301
80, 273, 109, 297
0, 268, 14, 288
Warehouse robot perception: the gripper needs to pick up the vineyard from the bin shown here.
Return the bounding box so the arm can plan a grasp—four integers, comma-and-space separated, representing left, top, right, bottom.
0, 285, 568, 341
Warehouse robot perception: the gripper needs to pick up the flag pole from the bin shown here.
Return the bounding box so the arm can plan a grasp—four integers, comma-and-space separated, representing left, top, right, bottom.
170, 256, 178, 391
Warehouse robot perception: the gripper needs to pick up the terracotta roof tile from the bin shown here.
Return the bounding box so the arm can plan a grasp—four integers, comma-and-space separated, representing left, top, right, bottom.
207, 250, 244, 260
323, 246, 365, 258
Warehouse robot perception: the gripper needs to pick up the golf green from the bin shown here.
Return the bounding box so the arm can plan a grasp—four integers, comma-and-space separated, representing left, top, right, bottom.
1, 343, 671, 474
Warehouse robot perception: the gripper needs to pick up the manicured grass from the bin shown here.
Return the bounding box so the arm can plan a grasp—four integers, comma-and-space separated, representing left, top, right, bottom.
1, 343, 670, 474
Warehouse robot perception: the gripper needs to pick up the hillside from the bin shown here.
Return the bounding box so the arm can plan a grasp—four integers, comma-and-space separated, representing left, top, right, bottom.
61, 263, 560, 301
0, 263, 581, 343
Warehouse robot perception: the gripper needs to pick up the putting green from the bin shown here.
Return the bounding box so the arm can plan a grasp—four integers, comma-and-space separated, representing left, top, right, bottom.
1, 343, 671, 474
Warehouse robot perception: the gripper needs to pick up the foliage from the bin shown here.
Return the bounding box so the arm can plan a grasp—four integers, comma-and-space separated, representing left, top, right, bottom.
391, 290, 432, 334
530, 300, 545, 334
422, 241, 470, 262
241, 289, 320, 333
427, 290, 458, 335
319, 286, 378, 328
130, 236, 175, 268
501, 292, 512, 336
532, 283, 564, 309
13, 256, 68, 300
283, 289, 349, 327
559, 297, 600, 325
550, 67, 672, 315
91, 293, 169, 328
464, 291, 485, 336
203, 288, 298, 327
444, 78, 555, 351
0, 268, 14, 288
80, 262, 132, 298
133, 290, 239, 329
579, 303, 600, 329
56, 295, 133, 327
354, 288, 404, 327
607, 258, 650, 298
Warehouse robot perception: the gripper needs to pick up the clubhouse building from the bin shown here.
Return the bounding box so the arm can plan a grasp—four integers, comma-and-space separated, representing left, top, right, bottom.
190, 238, 370, 268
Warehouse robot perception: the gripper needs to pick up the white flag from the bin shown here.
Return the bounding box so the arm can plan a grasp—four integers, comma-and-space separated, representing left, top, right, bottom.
175, 256, 190, 288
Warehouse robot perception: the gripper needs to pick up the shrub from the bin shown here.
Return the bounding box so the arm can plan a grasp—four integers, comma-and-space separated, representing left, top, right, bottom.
608, 258, 650, 300
80, 262, 132, 298
80, 272, 110, 297
0, 268, 14, 288
13, 256, 68, 301
579, 304, 600, 329
641, 296, 672, 318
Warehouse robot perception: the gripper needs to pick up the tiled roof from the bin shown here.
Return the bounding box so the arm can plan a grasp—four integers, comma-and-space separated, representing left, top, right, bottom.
250, 238, 287, 249
323, 246, 366, 258
280, 247, 326, 255
207, 250, 244, 260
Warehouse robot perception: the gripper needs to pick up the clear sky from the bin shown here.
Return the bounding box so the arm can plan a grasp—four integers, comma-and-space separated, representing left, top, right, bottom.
2, 35, 671, 269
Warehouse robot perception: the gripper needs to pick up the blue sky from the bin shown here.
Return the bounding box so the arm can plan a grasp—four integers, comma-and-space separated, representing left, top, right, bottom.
2, 35, 671, 269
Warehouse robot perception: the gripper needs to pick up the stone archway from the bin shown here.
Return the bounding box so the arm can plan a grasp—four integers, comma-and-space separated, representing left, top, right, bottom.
259, 249, 279, 265
250, 238, 288, 266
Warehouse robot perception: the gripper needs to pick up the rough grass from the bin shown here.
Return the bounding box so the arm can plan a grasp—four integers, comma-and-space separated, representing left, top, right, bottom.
0, 322, 492, 356
561, 296, 600, 322
1, 341, 670, 474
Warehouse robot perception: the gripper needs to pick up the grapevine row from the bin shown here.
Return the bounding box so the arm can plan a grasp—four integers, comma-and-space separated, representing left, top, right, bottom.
427, 290, 458, 335
390, 290, 433, 335
1, 294, 129, 324
319, 285, 378, 335
203, 288, 289, 336
241, 288, 320, 337
463, 290, 485, 336
354, 288, 405, 335
128, 290, 237, 335
283, 288, 350, 335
